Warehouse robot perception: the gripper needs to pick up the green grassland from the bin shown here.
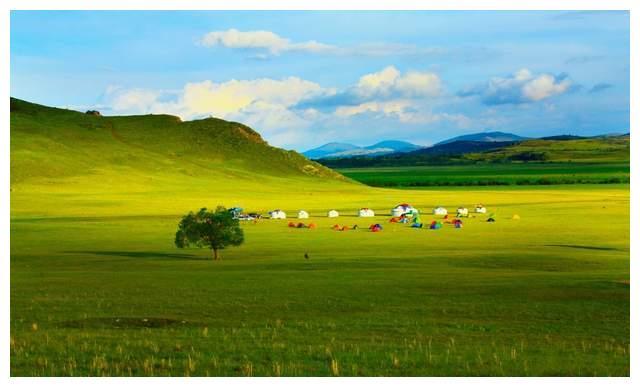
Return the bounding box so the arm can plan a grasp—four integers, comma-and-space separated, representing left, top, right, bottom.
465, 136, 630, 163
337, 163, 630, 187
10, 99, 630, 376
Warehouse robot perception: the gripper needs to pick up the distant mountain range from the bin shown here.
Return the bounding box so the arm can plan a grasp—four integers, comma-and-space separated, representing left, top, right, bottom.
303, 140, 422, 159
317, 132, 630, 169
433, 131, 528, 145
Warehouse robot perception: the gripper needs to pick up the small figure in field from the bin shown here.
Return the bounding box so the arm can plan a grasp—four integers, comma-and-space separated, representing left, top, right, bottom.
304, 252, 310, 260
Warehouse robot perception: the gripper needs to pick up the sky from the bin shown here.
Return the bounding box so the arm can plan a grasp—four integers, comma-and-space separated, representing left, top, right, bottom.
10, 10, 630, 151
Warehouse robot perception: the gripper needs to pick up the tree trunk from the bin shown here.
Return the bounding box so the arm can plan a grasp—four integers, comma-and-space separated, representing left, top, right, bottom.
212, 248, 219, 260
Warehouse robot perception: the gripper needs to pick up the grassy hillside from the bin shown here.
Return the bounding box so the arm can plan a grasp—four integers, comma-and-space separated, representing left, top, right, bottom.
466, 136, 630, 163
10, 98, 344, 185
10, 98, 359, 218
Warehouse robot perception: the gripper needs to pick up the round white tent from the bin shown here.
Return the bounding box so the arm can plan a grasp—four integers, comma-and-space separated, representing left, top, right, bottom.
269, 209, 287, 219
457, 207, 469, 217
297, 210, 309, 219
433, 206, 448, 216
475, 205, 487, 214
327, 210, 339, 218
391, 204, 417, 217
358, 208, 375, 217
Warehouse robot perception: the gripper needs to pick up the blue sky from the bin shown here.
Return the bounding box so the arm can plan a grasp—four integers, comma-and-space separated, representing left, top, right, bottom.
10, 10, 630, 150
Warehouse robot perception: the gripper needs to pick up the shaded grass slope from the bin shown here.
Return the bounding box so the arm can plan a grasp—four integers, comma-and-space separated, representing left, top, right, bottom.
10, 97, 345, 185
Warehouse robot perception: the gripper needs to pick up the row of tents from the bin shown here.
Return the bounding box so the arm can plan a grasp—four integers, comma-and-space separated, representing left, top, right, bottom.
268, 203, 488, 219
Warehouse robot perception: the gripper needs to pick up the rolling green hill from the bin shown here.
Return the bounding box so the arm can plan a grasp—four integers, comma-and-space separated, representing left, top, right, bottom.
465, 136, 630, 163
10, 98, 344, 185
10, 98, 360, 217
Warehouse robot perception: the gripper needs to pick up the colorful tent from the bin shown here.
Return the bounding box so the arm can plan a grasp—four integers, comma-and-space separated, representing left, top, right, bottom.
391, 204, 418, 217
429, 220, 443, 229
369, 223, 383, 232
228, 207, 244, 218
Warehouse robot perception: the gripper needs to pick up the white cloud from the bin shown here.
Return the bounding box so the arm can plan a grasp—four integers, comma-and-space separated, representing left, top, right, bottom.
199, 29, 335, 55
356, 66, 401, 96
228, 101, 310, 132
522, 74, 571, 101
353, 66, 442, 99
395, 71, 443, 97
99, 66, 469, 148
109, 88, 163, 112
335, 99, 469, 126
465, 68, 573, 105
179, 77, 324, 118
106, 77, 323, 118
198, 29, 462, 59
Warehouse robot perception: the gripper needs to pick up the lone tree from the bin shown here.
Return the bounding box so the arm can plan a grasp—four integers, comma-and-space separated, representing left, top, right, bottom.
174, 206, 244, 260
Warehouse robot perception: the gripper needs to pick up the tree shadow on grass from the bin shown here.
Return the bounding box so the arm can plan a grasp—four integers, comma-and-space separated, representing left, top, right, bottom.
544, 244, 620, 251
56, 317, 204, 329
66, 250, 209, 261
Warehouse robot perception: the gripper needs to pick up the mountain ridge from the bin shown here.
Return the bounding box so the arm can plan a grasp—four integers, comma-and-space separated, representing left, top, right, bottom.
304, 140, 421, 159
434, 131, 527, 145
10, 97, 346, 185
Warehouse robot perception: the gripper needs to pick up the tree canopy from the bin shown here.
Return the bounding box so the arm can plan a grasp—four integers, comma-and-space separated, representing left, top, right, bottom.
175, 206, 244, 260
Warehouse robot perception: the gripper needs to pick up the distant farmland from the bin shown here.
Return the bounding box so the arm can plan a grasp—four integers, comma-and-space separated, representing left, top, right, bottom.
338, 163, 630, 187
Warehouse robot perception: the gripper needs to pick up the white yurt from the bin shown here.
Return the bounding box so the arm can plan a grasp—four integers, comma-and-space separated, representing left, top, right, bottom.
475, 204, 487, 214
269, 209, 287, 219
391, 203, 417, 217
358, 208, 375, 217
433, 206, 448, 216
297, 210, 309, 219
457, 207, 469, 217
327, 210, 340, 218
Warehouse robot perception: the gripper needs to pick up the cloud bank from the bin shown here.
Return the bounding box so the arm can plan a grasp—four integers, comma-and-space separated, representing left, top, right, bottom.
200, 29, 335, 55
98, 66, 593, 149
